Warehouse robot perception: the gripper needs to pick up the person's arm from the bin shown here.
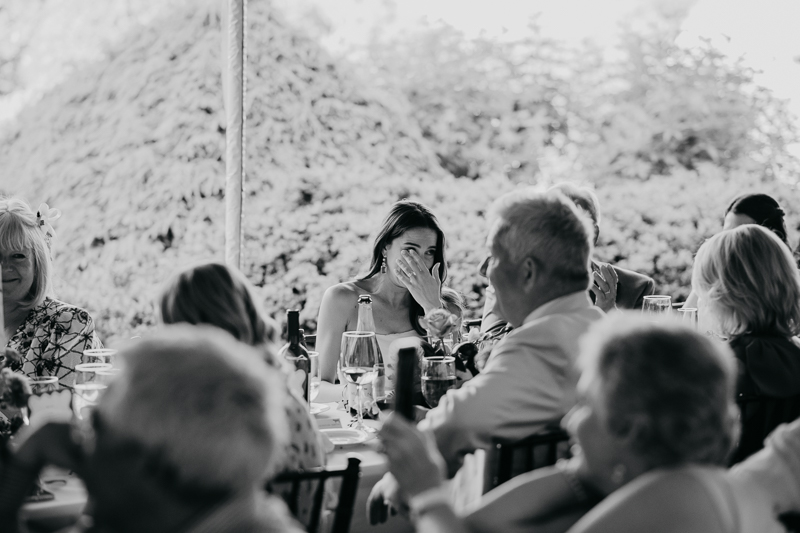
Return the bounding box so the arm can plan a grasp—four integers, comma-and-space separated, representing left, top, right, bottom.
316, 285, 354, 383
419, 336, 563, 477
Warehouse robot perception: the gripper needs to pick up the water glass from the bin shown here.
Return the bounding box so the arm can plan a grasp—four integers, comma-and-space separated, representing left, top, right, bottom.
642, 295, 672, 317
421, 356, 456, 409
72, 363, 111, 420
308, 351, 320, 402
340, 331, 379, 433
28, 376, 59, 395
678, 308, 698, 330
82, 348, 117, 366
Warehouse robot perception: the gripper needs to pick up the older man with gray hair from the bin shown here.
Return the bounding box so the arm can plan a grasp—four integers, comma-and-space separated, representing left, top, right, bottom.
0, 325, 303, 533
368, 189, 605, 523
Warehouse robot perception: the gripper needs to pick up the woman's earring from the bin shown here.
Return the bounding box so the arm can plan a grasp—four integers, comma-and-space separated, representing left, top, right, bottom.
611, 464, 627, 486
381, 256, 387, 274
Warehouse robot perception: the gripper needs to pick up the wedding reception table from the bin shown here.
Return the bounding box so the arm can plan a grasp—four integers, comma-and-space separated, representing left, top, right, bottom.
21, 381, 413, 533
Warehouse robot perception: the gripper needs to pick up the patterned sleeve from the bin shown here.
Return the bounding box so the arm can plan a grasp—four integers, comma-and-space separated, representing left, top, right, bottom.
29, 306, 101, 386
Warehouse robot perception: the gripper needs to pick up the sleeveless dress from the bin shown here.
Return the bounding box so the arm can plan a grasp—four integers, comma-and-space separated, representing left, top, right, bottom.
376, 330, 420, 392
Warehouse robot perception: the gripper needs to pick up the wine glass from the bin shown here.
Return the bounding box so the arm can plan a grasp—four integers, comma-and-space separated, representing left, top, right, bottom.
678, 308, 698, 330
340, 331, 378, 433
72, 363, 111, 420
28, 376, 59, 395
642, 295, 672, 318
308, 351, 320, 402
421, 357, 456, 408
82, 348, 117, 366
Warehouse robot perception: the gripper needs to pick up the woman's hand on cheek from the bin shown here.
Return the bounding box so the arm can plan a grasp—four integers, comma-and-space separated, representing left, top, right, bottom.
395, 250, 442, 313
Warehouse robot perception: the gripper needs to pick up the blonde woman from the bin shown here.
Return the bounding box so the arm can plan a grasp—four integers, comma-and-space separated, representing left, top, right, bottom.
0, 197, 100, 385
160, 263, 324, 478
692, 224, 800, 463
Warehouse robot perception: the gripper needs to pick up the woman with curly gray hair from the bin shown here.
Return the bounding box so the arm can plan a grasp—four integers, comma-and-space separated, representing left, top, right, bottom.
379, 314, 783, 533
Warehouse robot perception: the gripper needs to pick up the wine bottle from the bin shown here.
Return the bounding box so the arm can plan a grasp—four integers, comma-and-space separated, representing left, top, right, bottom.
356, 295, 386, 403
278, 310, 310, 404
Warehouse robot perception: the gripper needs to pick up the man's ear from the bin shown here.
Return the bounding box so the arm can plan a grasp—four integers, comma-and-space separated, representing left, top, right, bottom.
520, 256, 539, 291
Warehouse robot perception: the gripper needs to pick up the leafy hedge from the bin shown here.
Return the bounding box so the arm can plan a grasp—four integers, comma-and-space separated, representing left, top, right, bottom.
0, 1, 797, 345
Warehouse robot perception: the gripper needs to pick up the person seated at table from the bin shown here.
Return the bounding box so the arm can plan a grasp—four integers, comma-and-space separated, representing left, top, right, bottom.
684, 192, 792, 309
692, 224, 800, 464
380, 315, 784, 533
159, 262, 324, 478
479, 183, 654, 335
316, 200, 462, 386
368, 189, 604, 522
0, 325, 304, 533
0, 198, 101, 386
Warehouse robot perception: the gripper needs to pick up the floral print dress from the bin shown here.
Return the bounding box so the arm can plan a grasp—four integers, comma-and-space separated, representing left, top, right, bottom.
6, 297, 101, 386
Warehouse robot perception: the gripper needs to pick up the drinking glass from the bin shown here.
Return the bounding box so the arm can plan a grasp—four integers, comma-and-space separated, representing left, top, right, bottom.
642, 295, 672, 317
308, 351, 320, 402
95, 367, 122, 386
82, 348, 117, 366
72, 363, 111, 420
28, 376, 59, 395
678, 308, 698, 330
340, 331, 379, 433
421, 357, 456, 408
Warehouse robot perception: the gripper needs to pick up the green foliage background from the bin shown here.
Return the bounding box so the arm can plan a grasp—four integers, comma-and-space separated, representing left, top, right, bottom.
0, 0, 798, 344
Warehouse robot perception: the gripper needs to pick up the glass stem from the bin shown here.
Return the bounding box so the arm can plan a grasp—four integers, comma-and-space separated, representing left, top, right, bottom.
356, 385, 364, 429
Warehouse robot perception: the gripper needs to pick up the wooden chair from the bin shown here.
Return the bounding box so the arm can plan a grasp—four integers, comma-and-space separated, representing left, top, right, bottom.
267, 457, 361, 533
484, 427, 570, 492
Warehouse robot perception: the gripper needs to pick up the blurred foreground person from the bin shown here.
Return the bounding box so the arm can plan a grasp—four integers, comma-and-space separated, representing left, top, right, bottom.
692, 224, 800, 463
368, 189, 604, 521
160, 262, 324, 477
381, 315, 784, 533
0, 197, 101, 385
0, 326, 303, 533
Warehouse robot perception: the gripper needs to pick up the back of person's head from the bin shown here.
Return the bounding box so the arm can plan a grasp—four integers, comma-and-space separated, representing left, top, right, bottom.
99, 325, 288, 495
489, 188, 593, 293
160, 262, 278, 349
692, 224, 800, 338
0, 197, 52, 308
725, 193, 788, 245
579, 314, 738, 469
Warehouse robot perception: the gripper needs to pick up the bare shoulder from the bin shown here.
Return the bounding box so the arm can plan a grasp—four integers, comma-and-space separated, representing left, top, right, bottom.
320, 282, 365, 314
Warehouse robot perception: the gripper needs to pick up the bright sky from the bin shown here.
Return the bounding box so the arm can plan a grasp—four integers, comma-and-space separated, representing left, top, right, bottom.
277, 0, 800, 152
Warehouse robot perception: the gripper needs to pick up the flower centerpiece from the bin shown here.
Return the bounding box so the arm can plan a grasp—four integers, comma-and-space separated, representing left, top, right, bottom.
0, 349, 32, 440
420, 308, 460, 358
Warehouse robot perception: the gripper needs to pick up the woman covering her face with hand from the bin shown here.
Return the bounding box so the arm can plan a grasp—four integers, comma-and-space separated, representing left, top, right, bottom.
316, 200, 462, 386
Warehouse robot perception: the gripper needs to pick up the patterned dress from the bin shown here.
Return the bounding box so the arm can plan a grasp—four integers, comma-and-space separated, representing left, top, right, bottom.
6, 298, 101, 386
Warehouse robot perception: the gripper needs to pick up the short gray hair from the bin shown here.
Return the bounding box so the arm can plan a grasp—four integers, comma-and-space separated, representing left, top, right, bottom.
101, 325, 288, 492
579, 314, 738, 469
489, 189, 593, 291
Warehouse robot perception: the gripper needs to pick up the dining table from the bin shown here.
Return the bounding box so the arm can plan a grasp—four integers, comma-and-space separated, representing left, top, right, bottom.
21, 381, 414, 533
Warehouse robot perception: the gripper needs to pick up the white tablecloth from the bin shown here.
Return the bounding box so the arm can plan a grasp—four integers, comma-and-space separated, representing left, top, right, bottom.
22, 382, 413, 533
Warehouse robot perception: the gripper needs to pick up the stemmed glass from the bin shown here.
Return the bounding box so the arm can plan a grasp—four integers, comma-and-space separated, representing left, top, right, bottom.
82, 349, 117, 366
72, 363, 111, 420
421, 356, 456, 408
678, 308, 698, 330
340, 331, 379, 434
642, 295, 672, 317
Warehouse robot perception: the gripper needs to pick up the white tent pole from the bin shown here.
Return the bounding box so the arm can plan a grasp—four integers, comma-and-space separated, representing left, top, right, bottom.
223, 0, 246, 269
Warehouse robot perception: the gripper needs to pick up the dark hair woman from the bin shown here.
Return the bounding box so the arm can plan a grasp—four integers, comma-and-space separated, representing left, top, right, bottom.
316, 200, 462, 384
724, 193, 789, 245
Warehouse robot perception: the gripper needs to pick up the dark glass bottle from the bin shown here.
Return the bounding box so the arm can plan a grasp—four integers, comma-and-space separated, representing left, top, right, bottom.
279, 310, 310, 404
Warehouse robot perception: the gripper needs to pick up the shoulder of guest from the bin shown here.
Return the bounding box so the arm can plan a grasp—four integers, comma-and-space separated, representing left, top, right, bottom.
322, 282, 361, 306
38, 298, 93, 321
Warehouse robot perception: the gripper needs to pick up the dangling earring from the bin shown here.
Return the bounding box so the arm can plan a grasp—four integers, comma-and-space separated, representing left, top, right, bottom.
381, 255, 387, 274
611, 464, 627, 486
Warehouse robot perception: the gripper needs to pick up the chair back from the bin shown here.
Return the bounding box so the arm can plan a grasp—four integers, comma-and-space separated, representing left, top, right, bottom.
484, 426, 570, 492
267, 457, 360, 533
731, 394, 800, 465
